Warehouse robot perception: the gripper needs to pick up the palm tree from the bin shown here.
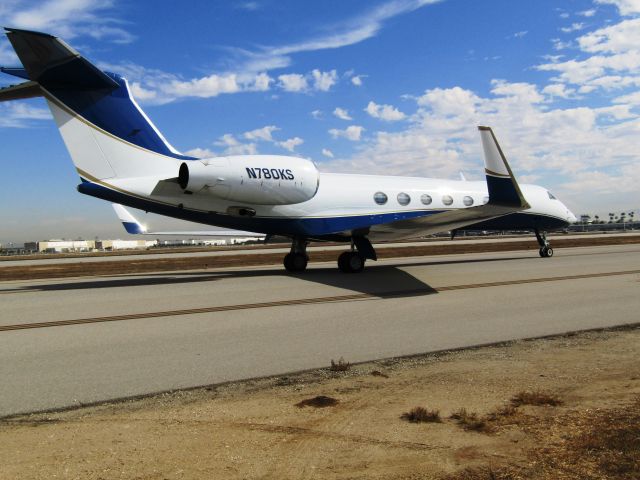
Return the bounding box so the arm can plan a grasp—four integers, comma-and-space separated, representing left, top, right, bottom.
609, 213, 614, 223
594, 215, 600, 224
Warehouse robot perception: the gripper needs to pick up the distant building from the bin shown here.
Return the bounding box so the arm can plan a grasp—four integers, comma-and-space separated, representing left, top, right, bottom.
96, 239, 156, 250
25, 240, 96, 253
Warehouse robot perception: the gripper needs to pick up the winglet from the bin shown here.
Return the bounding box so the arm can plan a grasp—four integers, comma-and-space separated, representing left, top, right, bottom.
478, 126, 530, 209
112, 204, 147, 234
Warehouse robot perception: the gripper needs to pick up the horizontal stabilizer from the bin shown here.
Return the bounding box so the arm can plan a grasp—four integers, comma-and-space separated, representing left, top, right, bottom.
0, 66, 29, 79
112, 204, 265, 238
0, 80, 41, 101
4, 27, 119, 90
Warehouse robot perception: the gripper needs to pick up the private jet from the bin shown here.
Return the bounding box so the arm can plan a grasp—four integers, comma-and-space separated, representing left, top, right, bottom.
0, 28, 576, 272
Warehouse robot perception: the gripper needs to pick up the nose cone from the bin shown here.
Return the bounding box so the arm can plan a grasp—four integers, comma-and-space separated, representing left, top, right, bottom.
566, 209, 577, 224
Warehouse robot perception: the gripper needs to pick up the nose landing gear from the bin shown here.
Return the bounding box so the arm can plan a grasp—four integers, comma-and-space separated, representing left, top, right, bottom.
535, 229, 554, 258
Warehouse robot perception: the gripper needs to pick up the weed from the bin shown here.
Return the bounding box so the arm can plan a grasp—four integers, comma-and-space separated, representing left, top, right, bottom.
450, 408, 494, 433
329, 357, 351, 372
401, 406, 442, 423
510, 390, 563, 407
295, 396, 339, 408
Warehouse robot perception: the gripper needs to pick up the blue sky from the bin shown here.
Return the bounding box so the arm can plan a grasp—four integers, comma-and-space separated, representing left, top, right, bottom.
1, 0, 639, 243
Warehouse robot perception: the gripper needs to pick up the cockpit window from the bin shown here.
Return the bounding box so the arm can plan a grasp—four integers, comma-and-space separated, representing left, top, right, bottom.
547, 191, 557, 200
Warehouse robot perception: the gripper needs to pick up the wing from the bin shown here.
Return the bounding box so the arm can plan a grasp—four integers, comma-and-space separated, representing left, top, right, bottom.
368, 126, 530, 241
112, 204, 265, 238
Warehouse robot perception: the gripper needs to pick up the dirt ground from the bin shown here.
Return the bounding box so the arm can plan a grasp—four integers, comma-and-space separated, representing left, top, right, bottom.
1, 327, 639, 480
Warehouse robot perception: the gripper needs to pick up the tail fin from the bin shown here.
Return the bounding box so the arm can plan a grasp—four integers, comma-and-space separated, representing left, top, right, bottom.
478, 126, 529, 209
2, 28, 194, 181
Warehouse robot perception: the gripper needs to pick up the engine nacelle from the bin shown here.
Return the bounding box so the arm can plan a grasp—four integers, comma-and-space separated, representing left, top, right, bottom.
178, 155, 320, 205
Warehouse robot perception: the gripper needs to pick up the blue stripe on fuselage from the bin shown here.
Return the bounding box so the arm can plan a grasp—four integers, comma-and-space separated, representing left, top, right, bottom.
48, 73, 195, 160
77, 180, 437, 238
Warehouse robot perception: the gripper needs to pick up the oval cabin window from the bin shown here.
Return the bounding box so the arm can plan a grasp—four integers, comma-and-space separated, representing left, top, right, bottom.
463, 196, 474, 206
374, 192, 388, 205
442, 195, 453, 206
397, 192, 411, 206
421, 194, 432, 205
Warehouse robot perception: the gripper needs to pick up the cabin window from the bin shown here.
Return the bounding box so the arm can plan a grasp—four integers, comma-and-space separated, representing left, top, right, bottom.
463, 196, 474, 206
421, 194, 432, 205
374, 192, 388, 205
547, 191, 557, 200
442, 195, 453, 206
397, 192, 411, 206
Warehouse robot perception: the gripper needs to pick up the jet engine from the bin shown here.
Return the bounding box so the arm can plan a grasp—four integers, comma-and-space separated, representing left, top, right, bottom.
178, 155, 320, 205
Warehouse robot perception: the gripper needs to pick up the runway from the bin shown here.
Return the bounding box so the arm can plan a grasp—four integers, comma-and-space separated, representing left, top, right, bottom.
1, 243, 639, 417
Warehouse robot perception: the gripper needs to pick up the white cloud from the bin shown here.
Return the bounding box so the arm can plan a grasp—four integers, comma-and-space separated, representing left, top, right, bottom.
579, 9, 597, 17
512, 30, 528, 38
312, 69, 338, 91
0, 102, 51, 128
100, 61, 274, 105
561, 23, 585, 33
243, 125, 279, 142
613, 90, 640, 104
214, 134, 257, 155
329, 125, 365, 141
239, 0, 442, 73
278, 137, 304, 152
311, 110, 323, 119
542, 83, 577, 98
365, 101, 407, 121
184, 147, 216, 158
321, 79, 640, 213
6, 0, 134, 44
322, 148, 334, 158
351, 75, 363, 86
595, 0, 640, 15
538, 18, 640, 92
170, 74, 241, 98
278, 73, 308, 92
252, 72, 272, 91
333, 107, 352, 120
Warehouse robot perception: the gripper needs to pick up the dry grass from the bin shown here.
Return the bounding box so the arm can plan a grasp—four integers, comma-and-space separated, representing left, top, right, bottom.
295, 395, 339, 408
444, 399, 640, 480
370, 370, 389, 378
567, 403, 640, 478
329, 357, 351, 372
510, 390, 563, 407
449, 408, 493, 433
401, 406, 442, 423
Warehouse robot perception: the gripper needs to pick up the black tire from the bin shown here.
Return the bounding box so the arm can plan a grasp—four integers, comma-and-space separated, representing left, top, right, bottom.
338, 251, 365, 273
284, 252, 308, 272
546, 247, 554, 258
338, 252, 350, 273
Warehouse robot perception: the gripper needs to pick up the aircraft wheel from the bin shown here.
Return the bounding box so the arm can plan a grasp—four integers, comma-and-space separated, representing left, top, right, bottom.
284, 252, 308, 272
539, 247, 545, 258
338, 251, 365, 273
539, 246, 553, 258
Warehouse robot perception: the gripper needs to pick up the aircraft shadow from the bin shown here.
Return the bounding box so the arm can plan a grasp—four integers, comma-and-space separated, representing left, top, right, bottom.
4, 254, 529, 297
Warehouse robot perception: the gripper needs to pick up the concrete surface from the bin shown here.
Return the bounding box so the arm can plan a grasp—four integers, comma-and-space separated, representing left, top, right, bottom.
0, 243, 638, 417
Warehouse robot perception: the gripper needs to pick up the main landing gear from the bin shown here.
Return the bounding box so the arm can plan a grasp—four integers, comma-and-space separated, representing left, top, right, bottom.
534, 229, 554, 258
283, 236, 378, 273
